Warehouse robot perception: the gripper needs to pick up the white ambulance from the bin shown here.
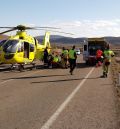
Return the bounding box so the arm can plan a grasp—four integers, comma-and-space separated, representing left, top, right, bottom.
83, 38, 107, 65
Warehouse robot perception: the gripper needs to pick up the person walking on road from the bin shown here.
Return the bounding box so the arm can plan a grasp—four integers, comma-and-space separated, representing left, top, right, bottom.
61, 47, 69, 68
101, 44, 114, 78
68, 45, 77, 75
96, 49, 103, 67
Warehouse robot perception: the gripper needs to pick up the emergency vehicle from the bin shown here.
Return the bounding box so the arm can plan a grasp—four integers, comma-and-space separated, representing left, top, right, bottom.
83, 38, 108, 65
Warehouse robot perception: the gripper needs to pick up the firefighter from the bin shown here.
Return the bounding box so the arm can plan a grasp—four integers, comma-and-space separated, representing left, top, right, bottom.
102, 44, 114, 78
68, 45, 77, 75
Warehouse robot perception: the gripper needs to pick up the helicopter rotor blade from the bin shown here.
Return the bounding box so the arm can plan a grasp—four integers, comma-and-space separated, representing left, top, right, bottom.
0, 27, 14, 28
24, 27, 60, 30
33, 28, 74, 35
48, 30, 74, 35
32, 27, 60, 29
0, 25, 73, 35
0, 28, 16, 34
0, 25, 61, 31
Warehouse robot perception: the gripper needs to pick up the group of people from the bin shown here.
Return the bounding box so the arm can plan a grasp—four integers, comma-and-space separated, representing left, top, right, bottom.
43, 44, 115, 78
43, 45, 77, 75
43, 47, 61, 68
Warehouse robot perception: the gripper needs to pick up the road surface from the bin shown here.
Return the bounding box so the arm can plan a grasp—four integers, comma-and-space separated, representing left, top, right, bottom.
0, 55, 118, 129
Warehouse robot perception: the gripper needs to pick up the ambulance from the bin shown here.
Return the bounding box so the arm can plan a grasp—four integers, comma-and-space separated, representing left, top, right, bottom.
83, 38, 108, 65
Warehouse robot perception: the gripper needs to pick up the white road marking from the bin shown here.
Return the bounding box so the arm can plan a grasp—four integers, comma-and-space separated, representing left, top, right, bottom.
0, 70, 42, 86
40, 67, 95, 129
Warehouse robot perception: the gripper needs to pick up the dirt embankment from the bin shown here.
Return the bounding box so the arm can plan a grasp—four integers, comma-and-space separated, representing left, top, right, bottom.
111, 50, 120, 97
111, 50, 120, 126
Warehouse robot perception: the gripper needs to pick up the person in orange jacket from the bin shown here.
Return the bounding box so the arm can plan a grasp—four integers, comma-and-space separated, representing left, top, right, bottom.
96, 49, 103, 67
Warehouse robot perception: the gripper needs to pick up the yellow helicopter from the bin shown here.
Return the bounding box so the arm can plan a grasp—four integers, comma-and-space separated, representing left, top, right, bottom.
0, 25, 73, 71
0, 25, 58, 70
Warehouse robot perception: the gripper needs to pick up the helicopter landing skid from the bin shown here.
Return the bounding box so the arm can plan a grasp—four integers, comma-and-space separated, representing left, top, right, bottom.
18, 64, 24, 72
9, 63, 36, 72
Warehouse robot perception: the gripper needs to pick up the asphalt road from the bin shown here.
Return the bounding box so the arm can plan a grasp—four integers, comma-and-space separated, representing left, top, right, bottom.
0, 55, 118, 129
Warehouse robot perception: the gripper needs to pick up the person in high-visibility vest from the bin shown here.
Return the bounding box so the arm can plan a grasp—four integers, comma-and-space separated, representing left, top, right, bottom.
61, 47, 69, 68
102, 44, 114, 78
68, 45, 77, 75
53, 55, 59, 63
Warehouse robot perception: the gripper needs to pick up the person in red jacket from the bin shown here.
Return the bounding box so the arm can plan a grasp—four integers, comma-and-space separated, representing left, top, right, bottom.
96, 49, 103, 67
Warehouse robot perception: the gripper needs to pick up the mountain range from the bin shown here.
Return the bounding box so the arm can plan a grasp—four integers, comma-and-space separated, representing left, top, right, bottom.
36, 35, 120, 45
36, 35, 86, 45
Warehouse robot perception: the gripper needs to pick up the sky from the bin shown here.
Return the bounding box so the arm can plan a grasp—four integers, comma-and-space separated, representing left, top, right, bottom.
0, 0, 120, 37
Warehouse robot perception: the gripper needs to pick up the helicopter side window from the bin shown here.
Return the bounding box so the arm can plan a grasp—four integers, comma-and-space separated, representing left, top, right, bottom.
18, 43, 24, 52
30, 44, 34, 52
18, 44, 21, 52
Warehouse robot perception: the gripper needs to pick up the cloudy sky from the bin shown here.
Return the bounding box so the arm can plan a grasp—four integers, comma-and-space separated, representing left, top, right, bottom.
0, 0, 120, 37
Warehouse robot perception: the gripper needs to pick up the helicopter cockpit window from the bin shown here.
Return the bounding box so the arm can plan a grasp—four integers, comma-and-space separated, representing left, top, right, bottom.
0, 40, 7, 47
3, 40, 19, 53
30, 44, 34, 52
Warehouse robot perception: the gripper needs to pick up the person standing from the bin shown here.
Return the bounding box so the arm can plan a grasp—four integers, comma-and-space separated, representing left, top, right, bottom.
68, 45, 77, 75
61, 47, 69, 68
102, 44, 114, 78
43, 47, 49, 67
96, 49, 103, 67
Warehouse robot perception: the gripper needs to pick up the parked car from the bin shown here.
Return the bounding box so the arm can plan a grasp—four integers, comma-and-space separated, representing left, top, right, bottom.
75, 49, 80, 55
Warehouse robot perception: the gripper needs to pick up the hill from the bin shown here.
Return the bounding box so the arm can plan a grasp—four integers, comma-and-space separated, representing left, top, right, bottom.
36, 35, 86, 45
36, 35, 120, 45
104, 36, 120, 45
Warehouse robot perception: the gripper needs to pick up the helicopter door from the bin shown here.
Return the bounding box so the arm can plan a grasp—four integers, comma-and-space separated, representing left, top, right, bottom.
29, 44, 35, 60
24, 42, 29, 58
